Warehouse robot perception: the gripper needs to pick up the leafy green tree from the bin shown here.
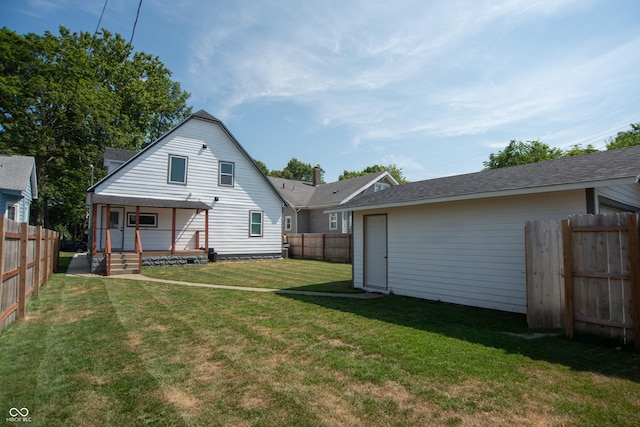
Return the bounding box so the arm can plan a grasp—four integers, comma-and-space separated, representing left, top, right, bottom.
0, 26, 191, 233
269, 158, 324, 183
562, 144, 599, 157
339, 164, 408, 183
253, 159, 269, 176
483, 140, 563, 170
606, 123, 640, 149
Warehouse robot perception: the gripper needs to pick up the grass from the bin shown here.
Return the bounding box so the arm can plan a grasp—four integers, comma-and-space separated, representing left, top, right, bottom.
0, 255, 639, 426
142, 258, 360, 293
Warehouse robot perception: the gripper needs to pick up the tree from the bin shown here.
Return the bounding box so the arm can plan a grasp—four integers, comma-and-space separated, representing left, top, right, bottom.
606, 123, 640, 149
269, 158, 324, 183
253, 159, 269, 176
339, 164, 408, 183
483, 140, 563, 170
562, 144, 599, 157
0, 26, 191, 234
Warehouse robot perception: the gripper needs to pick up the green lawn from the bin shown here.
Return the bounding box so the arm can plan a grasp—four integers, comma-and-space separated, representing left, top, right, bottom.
0, 256, 639, 426
142, 258, 360, 293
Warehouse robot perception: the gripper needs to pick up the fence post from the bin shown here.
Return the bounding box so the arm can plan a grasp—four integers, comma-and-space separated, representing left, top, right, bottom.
322, 233, 326, 260
42, 229, 49, 287
627, 214, 640, 352
18, 222, 28, 320
0, 216, 5, 313
33, 226, 41, 296
301, 233, 305, 259
561, 219, 574, 338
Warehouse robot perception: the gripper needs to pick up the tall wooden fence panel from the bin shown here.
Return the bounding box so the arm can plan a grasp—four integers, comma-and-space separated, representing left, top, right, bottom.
0, 217, 59, 333
525, 219, 565, 329
526, 213, 639, 350
286, 233, 352, 262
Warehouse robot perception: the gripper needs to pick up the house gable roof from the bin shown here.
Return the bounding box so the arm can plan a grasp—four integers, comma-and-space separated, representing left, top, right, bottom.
89, 109, 287, 205
0, 155, 38, 199
269, 171, 397, 209
103, 147, 136, 164
330, 146, 640, 212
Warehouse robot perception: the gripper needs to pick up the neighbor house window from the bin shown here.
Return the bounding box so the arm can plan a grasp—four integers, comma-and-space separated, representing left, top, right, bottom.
219, 161, 234, 186
374, 182, 390, 192
168, 155, 188, 184
285, 215, 292, 231
342, 211, 352, 233
127, 213, 158, 228
6, 203, 16, 221
250, 211, 263, 237
329, 213, 338, 230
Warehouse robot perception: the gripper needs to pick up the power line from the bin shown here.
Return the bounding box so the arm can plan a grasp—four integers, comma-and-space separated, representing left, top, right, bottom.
94, 0, 109, 35
128, 0, 143, 47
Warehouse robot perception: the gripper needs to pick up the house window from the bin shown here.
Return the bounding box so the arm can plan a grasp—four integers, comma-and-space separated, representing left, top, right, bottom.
285, 215, 292, 231
127, 213, 158, 228
250, 211, 263, 237
374, 182, 390, 192
219, 161, 234, 187
6, 203, 16, 221
168, 155, 188, 184
329, 213, 338, 230
342, 211, 352, 233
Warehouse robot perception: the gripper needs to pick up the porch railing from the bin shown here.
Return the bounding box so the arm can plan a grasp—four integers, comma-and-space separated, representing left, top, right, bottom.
135, 230, 143, 273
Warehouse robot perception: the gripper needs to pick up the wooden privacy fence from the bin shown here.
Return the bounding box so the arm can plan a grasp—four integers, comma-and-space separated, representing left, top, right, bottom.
286, 233, 352, 262
0, 217, 59, 333
526, 213, 640, 350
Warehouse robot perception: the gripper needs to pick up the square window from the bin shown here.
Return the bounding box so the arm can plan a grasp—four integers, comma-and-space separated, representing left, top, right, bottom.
250, 211, 263, 237
169, 155, 188, 184
220, 161, 234, 186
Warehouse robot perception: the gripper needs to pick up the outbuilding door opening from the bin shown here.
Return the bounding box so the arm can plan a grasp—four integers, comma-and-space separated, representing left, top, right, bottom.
364, 214, 387, 291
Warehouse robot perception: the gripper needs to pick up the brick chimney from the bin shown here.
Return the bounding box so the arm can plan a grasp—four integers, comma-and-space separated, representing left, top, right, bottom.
313, 166, 321, 186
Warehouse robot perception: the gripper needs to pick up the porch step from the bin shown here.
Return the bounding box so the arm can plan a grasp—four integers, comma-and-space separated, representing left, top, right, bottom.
109, 252, 141, 275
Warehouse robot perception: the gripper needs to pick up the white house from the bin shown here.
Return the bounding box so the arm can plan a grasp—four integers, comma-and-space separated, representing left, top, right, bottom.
0, 155, 38, 224
328, 146, 640, 314
86, 110, 286, 274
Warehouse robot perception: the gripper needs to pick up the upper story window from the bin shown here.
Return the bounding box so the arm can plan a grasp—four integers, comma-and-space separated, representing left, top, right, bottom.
168, 155, 188, 185
219, 161, 234, 187
374, 182, 390, 192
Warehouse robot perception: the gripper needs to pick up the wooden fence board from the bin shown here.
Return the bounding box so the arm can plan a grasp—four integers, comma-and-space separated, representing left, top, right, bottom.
0, 217, 58, 333
286, 233, 352, 263
527, 213, 638, 349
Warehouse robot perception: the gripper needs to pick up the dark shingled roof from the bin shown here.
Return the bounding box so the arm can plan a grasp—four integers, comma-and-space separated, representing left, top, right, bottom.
334, 146, 640, 211
104, 147, 136, 163
269, 171, 392, 208
92, 194, 210, 209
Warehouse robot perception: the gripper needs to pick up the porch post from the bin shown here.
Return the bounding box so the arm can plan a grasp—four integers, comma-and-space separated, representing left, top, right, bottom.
91, 204, 98, 255
171, 208, 176, 254
205, 209, 209, 253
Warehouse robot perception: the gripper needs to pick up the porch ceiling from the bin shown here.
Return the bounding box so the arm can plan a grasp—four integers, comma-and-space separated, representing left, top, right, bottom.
92, 194, 210, 209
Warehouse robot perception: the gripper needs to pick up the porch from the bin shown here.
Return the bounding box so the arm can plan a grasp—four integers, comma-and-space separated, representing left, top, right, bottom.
89, 195, 211, 276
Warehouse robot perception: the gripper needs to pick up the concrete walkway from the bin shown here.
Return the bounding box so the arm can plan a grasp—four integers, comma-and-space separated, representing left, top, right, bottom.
65, 253, 384, 299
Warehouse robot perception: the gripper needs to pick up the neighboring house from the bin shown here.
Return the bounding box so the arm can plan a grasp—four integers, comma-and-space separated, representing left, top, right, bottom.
0, 155, 38, 224
269, 169, 398, 235
103, 147, 136, 174
328, 146, 640, 314
86, 109, 286, 274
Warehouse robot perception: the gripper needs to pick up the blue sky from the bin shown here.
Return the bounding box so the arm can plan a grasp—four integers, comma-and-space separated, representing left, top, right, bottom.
2, 0, 639, 182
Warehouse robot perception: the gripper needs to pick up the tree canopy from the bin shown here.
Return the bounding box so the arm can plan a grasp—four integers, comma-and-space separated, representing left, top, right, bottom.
0, 26, 191, 233
339, 164, 408, 183
485, 123, 639, 170
268, 158, 324, 183
606, 123, 640, 149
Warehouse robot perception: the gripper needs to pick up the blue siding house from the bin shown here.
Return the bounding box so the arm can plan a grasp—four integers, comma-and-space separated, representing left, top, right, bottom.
0, 155, 38, 224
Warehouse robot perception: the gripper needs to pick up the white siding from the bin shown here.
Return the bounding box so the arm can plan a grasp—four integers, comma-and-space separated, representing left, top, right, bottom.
93, 118, 283, 255
596, 182, 640, 212
353, 190, 587, 313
